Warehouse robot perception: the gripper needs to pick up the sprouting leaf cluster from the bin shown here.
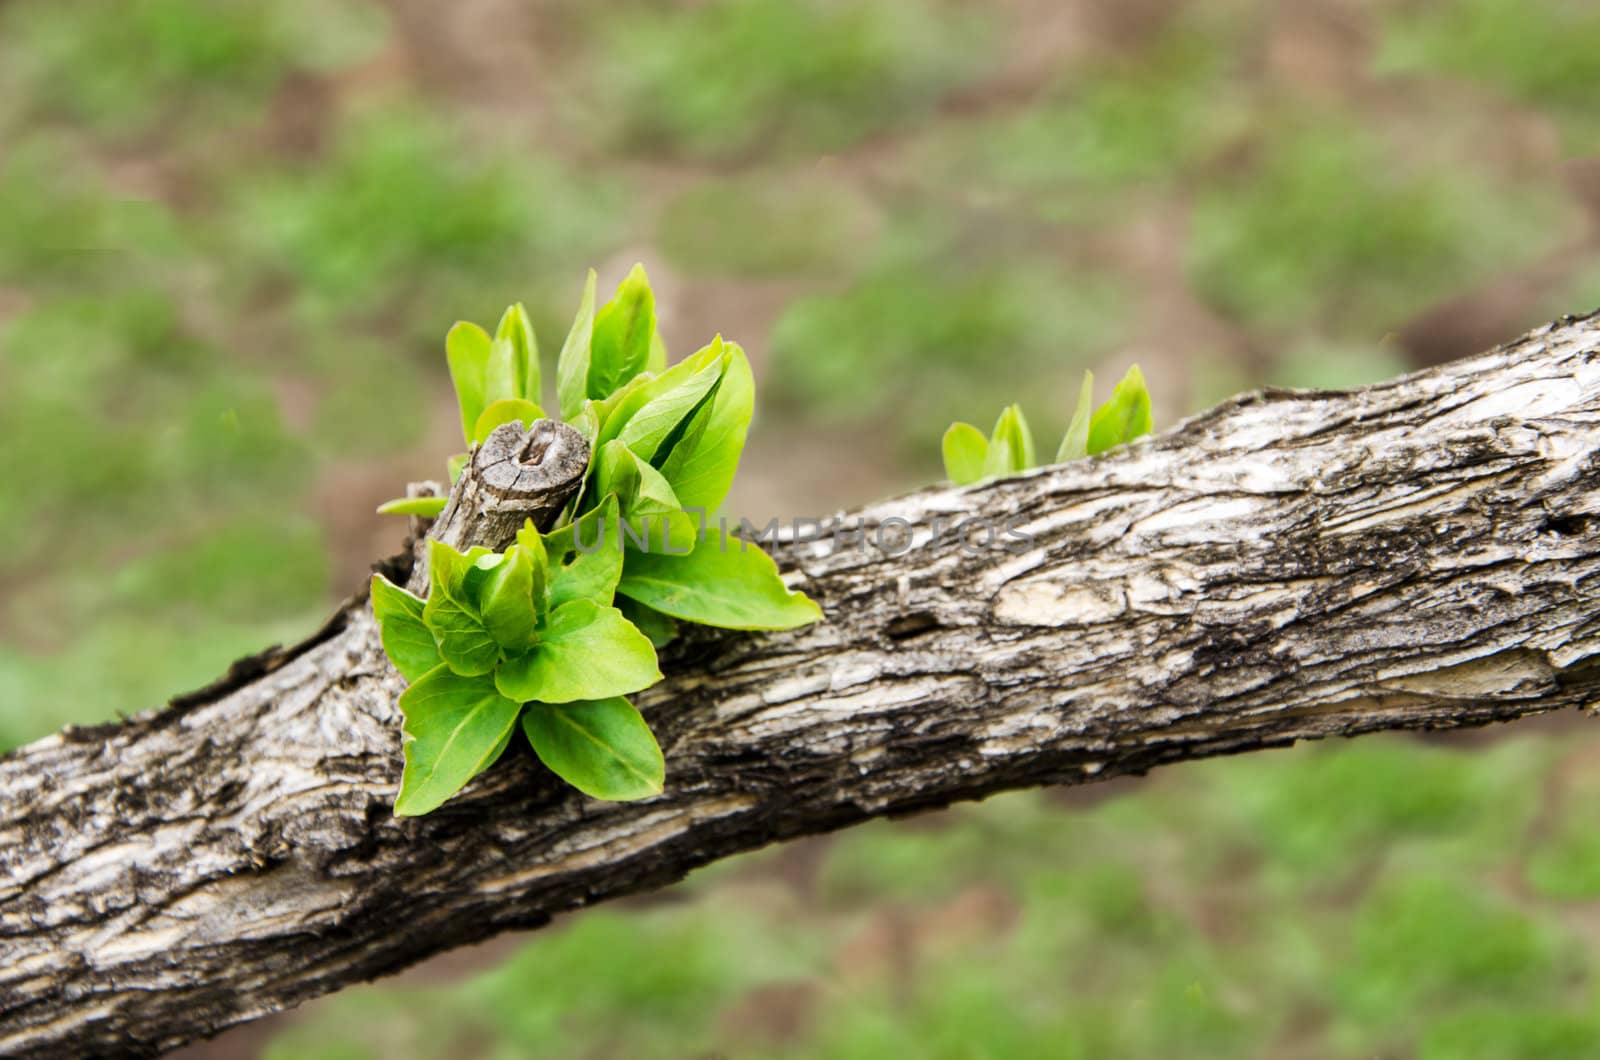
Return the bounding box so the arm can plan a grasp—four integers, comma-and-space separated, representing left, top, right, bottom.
941, 365, 1153, 485
372, 266, 821, 815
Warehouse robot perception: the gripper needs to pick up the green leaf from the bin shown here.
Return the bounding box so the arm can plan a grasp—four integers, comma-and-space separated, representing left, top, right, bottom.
618, 528, 822, 630
425, 596, 500, 675
484, 336, 520, 408
522, 697, 664, 801
589, 263, 656, 400
647, 330, 668, 374
1056, 370, 1095, 463
472, 398, 544, 445
594, 440, 696, 552
983, 433, 1015, 478
495, 301, 540, 404
658, 342, 754, 513
590, 369, 655, 435
565, 402, 602, 520
568, 400, 600, 446
514, 519, 551, 618
376, 496, 448, 518
447, 453, 469, 483
557, 269, 599, 420
371, 574, 442, 682
476, 544, 537, 652
423, 539, 500, 676
618, 596, 678, 649
941, 422, 988, 485
606, 337, 725, 462
651, 381, 717, 474
495, 600, 661, 704
394, 665, 522, 816
544, 495, 623, 611
985, 404, 1035, 478
425, 538, 493, 606
592, 439, 646, 502
446, 321, 492, 446
1087, 365, 1154, 455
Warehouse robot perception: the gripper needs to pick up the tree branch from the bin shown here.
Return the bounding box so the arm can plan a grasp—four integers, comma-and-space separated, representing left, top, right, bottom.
4, 314, 1599, 1057
426, 418, 590, 553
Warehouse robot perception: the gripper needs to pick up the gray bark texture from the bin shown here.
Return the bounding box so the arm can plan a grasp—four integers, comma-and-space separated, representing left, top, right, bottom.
3, 313, 1600, 1057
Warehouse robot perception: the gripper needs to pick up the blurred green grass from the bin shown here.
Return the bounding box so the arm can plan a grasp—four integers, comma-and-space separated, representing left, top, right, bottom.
910, 13, 1247, 222
1378, 0, 1600, 146
1, 0, 1599, 1056
1186, 113, 1578, 333
570, 0, 990, 160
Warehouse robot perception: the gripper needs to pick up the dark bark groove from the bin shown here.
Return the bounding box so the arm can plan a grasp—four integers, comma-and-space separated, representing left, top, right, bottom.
2, 314, 1599, 1056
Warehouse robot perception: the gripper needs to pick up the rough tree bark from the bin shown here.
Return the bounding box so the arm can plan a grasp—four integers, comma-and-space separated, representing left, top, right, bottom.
3, 314, 1599, 1057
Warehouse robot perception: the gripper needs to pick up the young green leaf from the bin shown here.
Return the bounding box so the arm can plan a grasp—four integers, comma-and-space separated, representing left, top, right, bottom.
647, 330, 668, 374
561, 402, 604, 523
476, 544, 537, 652
605, 338, 725, 462
985, 404, 1035, 478
1087, 365, 1153, 455
1056, 370, 1095, 463
651, 379, 717, 475
514, 519, 551, 618
618, 528, 822, 630
495, 600, 661, 704
942, 422, 988, 485
595, 440, 696, 552
618, 596, 678, 649
589, 369, 654, 438
446, 321, 492, 446
557, 269, 599, 420
394, 664, 522, 816
376, 496, 448, 518
1012, 405, 1038, 468
569, 399, 600, 443
522, 697, 664, 801
544, 495, 623, 611
484, 336, 519, 408
425, 597, 500, 676
423, 540, 500, 676
592, 438, 645, 504
983, 433, 1015, 479
447, 452, 469, 483
589, 264, 656, 400
422, 538, 479, 602
371, 574, 442, 682
472, 398, 544, 445
495, 302, 540, 404
658, 342, 754, 513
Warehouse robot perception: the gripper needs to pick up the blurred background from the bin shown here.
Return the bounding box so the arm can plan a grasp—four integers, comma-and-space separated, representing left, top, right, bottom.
2, 0, 1599, 1056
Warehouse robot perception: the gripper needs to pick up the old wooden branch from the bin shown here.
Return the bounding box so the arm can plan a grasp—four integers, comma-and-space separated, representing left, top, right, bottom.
3, 314, 1599, 1057
426, 419, 589, 553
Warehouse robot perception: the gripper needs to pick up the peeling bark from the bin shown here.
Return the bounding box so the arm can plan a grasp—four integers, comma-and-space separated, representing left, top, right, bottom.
3, 314, 1600, 1057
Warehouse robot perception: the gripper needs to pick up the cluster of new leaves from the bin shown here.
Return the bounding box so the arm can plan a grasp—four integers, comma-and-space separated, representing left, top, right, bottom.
941, 365, 1154, 485
372, 266, 821, 815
